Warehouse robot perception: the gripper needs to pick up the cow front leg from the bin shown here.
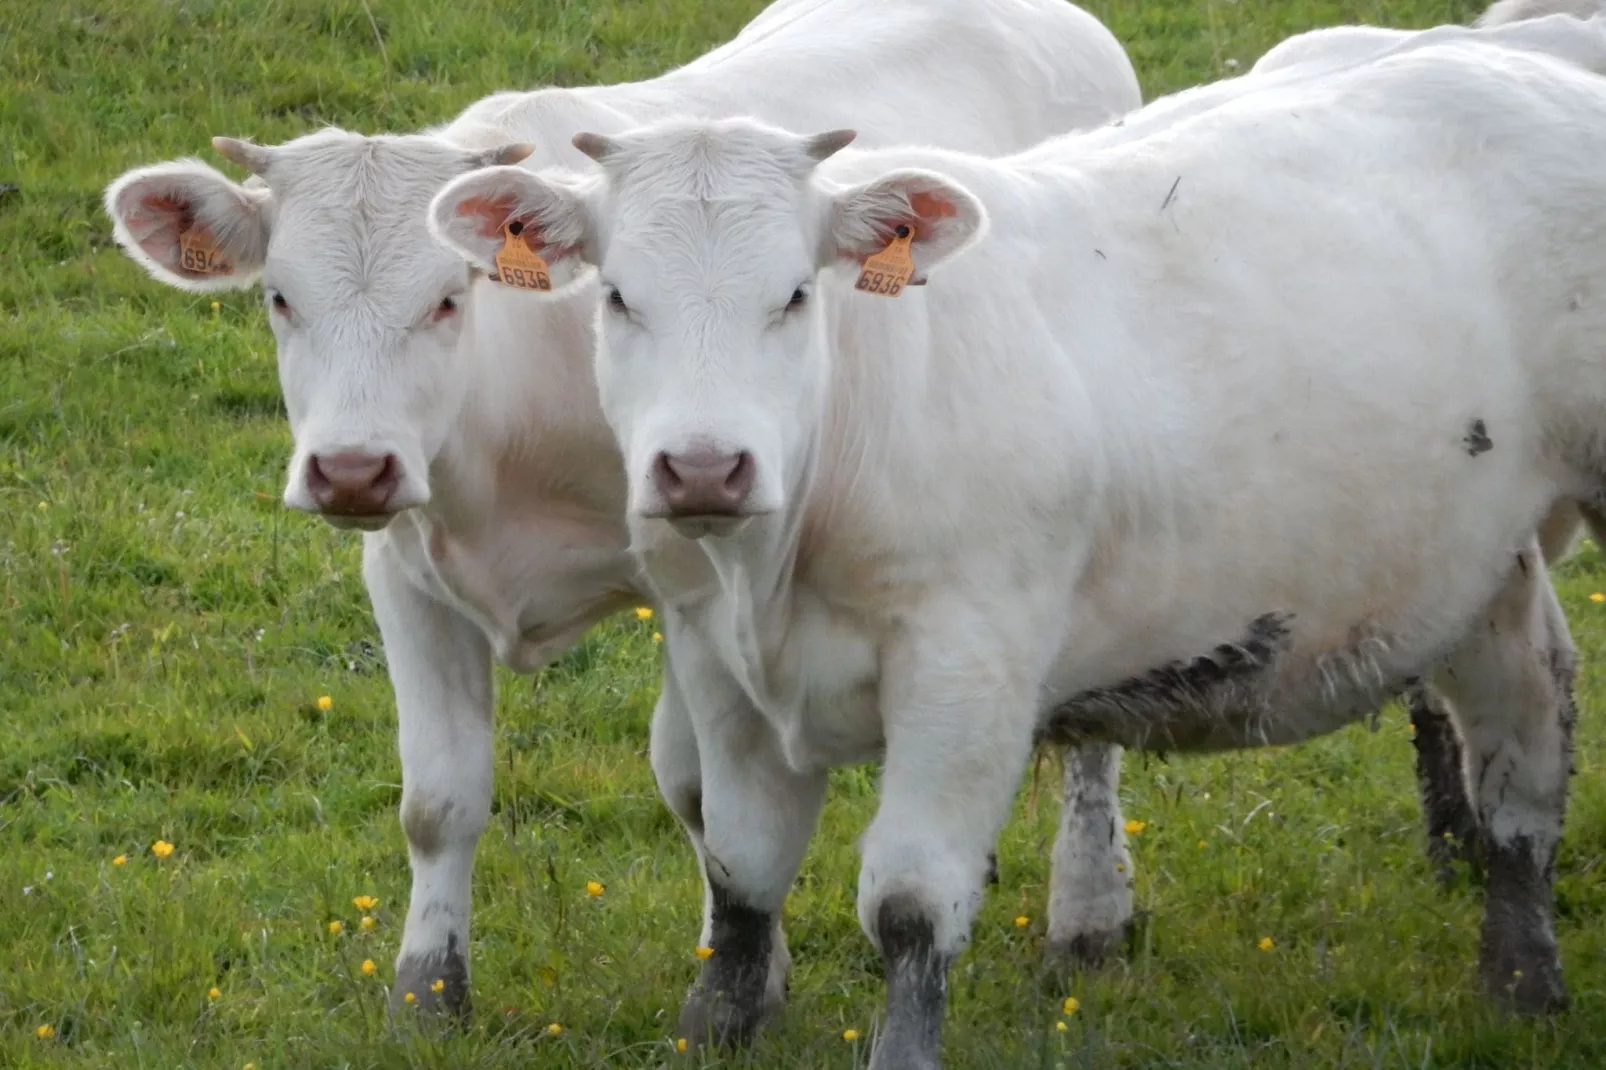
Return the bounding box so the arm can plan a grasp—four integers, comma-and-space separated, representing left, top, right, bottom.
1407, 685, 1482, 883
1433, 543, 1573, 1014
672, 655, 826, 1049
861, 630, 1038, 1070
650, 649, 793, 1041
1047, 742, 1133, 966
365, 539, 494, 1020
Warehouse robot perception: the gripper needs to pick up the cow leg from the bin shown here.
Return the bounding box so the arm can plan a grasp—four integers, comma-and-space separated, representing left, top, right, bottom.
1046, 742, 1133, 966
673, 646, 826, 1049
861, 632, 1038, 1070
650, 649, 793, 1043
1432, 542, 1573, 1014
366, 539, 494, 1021
1408, 685, 1482, 882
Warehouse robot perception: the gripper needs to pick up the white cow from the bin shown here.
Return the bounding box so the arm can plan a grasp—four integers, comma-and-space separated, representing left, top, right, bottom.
429, 34, 1606, 1067
102, 0, 1139, 1024
1046, 0, 1606, 947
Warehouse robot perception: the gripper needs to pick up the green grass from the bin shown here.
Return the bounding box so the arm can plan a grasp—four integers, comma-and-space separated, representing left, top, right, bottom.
4, 0, 1606, 1065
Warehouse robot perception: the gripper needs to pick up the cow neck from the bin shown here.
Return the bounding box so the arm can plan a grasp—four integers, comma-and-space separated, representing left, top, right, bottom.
426, 276, 621, 537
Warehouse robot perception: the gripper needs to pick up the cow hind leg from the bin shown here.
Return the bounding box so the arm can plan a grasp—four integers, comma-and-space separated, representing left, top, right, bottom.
1408, 686, 1483, 883
1432, 543, 1574, 1014
1046, 742, 1133, 966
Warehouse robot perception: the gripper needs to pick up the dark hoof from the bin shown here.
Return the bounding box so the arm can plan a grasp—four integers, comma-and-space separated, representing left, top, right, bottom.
390, 942, 470, 1021
868, 1041, 942, 1070
1046, 921, 1132, 969
1481, 941, 1567, 1015
676, 982, 775, 1048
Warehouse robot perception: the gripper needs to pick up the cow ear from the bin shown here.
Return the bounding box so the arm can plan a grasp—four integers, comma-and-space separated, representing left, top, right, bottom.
827, 168, 986, 284
427, 165, 592, 290
104, 159, 271, 292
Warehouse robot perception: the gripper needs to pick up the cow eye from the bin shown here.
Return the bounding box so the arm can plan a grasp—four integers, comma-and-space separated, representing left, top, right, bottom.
432, 295, 459, 322
607, 287, 628, 313
787, 287, 808, 310
269, 291, 290, 315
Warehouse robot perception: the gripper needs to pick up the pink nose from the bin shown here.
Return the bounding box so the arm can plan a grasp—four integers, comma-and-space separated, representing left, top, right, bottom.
305, 451, 400, 515
652, 449, 755, 516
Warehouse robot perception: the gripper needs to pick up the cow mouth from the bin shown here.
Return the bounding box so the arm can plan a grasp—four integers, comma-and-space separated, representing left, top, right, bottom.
319, 511, 397, 532
661, 513, 756, 539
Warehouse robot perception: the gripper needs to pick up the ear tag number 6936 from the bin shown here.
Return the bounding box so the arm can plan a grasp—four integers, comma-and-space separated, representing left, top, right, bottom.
494, 221, 553, 291
855, 225, 914, 298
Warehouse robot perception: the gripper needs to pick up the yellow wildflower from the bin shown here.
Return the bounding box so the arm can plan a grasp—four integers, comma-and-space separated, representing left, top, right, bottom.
360, 915, 376, 931
352, 895, 379, 911
361, 959, 376, 976
653, 632, 663, 643
1258, 936, 1275, 952
1592, 593, 1605, 604
244, 1064, 256, 1070
676, 1038, 689, 1053
208, 986, 221, 1000
1196, 839, 1208, 849
1124, 819, 1147, 835
36, 1024, 55, 1040
843, 1029, 859, 1042
547, 1022, 563, 1035
1062, 996, 1080, 1015
1014, 915, 1030, 928
113, 854, 127, 866
317, 695, 333, 711
403, 991, 416, 1004
151, 839, 175, 858
586, 880, 605, 897
210, 301, 221, 312
328, 920, 344, 935
635, 607, 653, 620
431, 979, 445, 993
695, 945, 714, 960
1056, 1020, 1068, 1033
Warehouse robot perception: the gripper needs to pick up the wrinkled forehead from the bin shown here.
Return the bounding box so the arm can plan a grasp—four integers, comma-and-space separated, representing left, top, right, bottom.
263, 133, 477, 297
597, 136, 819, 289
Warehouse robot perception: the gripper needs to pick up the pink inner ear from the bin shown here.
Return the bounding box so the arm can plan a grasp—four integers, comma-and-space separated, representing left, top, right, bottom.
909, 190, 958, 222
456, 194, 529, 241
127, 191, 193, 265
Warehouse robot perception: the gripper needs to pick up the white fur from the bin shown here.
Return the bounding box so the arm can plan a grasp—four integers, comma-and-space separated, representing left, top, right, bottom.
105, 0, 1140, 1014
543, 32, 1606, 1058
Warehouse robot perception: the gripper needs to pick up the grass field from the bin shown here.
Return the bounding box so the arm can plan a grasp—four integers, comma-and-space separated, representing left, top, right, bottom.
7, 0, 1606, 1066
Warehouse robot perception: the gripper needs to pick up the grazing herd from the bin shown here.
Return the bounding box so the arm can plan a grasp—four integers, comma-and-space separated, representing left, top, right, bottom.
101, 0, 1606, 1064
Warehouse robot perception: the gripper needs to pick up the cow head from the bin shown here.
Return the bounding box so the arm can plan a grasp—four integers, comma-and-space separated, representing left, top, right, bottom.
105, 131, 537, 529
427, 118, 985, 539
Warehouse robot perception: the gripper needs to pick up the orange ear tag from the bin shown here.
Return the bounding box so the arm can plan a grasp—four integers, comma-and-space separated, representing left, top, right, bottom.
493, 222, 552, 291
178, 226, 233, 276
854, 225, 914, 298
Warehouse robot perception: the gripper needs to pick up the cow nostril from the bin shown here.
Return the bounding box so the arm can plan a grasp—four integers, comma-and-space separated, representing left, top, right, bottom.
724, 452, 754, 498
372, 454, 399, 494
306, 455, 332, 494
654, 451, 684, 491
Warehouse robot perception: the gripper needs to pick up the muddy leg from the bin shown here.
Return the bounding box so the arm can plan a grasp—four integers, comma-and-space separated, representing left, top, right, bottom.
1046, 742, 1132, 965
1433, 544, 1573, 1014
1408, 686, 1482, 882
